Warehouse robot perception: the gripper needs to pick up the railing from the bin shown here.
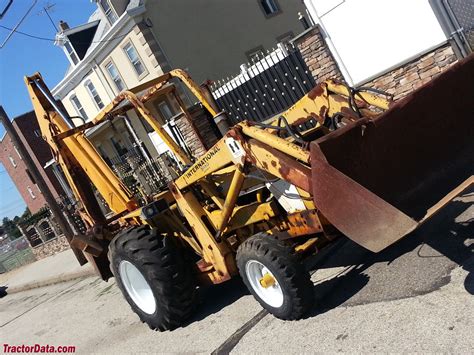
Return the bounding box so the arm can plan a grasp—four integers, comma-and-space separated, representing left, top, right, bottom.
109, 146, 174, 204
210, 43, 316, 124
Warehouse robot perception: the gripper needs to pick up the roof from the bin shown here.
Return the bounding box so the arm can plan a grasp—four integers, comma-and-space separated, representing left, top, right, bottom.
64, 20, 100, 60
52, 1, 147, 97
61, 19, 100, 37
83, 9, 111, 58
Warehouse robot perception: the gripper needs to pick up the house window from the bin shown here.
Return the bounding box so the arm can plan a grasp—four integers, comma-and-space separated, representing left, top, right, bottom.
105, 62, 125, 91
70, 94, 88, 121
64, 41, 79, 65
27, 186, 36, 199
85, 80, 104, 109
8, 155, 16, 168
123, 42, 146, 77
153, 100, 176, 121
99, 0, 118, 25
246, 46, 265, 62
260, 0, 280, 16
13, 145, 22, 160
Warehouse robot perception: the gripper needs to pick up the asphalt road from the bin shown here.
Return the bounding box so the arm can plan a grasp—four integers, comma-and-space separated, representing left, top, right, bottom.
1, 192, 473, 353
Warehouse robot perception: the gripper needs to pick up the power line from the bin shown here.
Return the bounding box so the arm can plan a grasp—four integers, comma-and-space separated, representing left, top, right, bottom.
0, 0, 38, 49
0, 23, 130, 44
0, 0, 13, 20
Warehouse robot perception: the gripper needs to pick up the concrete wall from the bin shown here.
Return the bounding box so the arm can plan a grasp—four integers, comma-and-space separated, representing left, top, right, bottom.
146, 0, 307, 83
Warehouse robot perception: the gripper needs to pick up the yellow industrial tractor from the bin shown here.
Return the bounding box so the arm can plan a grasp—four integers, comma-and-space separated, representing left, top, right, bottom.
25, 55, 473, 330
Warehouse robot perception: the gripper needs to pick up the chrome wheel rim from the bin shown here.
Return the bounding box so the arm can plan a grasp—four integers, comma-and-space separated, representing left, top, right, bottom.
119, 260, 156, 314
245, 260, 284, 308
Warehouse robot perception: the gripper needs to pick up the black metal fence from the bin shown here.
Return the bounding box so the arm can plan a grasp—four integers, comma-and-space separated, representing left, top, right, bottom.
109, 145, 174, 205
210, 44, 316, 124
446, 0, 474, 51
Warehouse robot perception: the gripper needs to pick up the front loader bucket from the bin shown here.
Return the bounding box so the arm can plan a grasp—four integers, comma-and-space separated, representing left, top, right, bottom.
311, 55, 474, 252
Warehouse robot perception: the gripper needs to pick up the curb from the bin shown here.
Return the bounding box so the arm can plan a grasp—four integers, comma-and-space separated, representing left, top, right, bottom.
4, 267, 96, 295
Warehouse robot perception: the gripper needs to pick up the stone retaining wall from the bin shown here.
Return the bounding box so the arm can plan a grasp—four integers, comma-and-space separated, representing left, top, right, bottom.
362, 44, 458, 101
32, 235, 70, 260
293, 26, 458, 101
292, 26, 344, 83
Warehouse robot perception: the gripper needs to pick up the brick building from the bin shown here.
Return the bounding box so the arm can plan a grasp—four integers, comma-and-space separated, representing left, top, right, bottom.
0, 111, 67, 213
0, 111, 77, 258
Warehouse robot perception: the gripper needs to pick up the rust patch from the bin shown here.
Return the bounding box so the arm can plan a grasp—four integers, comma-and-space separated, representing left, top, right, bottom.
273, 209, 323, 239
278, 161, 312, 192
319, 105, 328, 119
309, 55, 474, 251
307, 84, 326, 100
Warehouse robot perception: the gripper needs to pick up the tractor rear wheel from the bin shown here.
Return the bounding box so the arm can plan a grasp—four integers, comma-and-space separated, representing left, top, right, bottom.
108, 225, 197, 331
236, 233, 314, 320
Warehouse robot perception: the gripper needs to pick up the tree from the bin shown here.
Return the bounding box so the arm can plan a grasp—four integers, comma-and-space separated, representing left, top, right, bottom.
1, 216, 21, 240
21, 207, 31, 220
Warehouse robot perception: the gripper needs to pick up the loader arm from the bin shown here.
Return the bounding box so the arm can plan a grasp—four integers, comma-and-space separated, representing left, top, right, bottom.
25, 73, 136, 222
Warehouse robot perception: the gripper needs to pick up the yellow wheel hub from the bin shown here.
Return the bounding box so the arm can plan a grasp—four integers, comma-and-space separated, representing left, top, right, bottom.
259, 273, 276, 288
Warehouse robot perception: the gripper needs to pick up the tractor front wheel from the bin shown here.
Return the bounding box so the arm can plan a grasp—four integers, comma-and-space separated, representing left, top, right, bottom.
236, 233, 314, 320
108, 225, 197, 331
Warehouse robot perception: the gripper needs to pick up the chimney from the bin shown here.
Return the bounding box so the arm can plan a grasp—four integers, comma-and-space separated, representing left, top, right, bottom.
58, 20, 69, 32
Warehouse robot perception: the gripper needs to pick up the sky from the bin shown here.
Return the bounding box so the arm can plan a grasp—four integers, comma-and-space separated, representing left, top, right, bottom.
0, 0, 96, 220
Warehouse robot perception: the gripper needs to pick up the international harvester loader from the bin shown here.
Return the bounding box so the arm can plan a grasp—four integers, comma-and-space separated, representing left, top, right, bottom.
25, 55, 473, 330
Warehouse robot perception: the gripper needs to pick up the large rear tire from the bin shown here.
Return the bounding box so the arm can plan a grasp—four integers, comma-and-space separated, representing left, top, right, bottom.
236, 233, 314, 320
108, 225, 197, 331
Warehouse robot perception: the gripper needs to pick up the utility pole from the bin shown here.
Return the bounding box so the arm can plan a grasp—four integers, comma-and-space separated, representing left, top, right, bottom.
0, 106, 87, 265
